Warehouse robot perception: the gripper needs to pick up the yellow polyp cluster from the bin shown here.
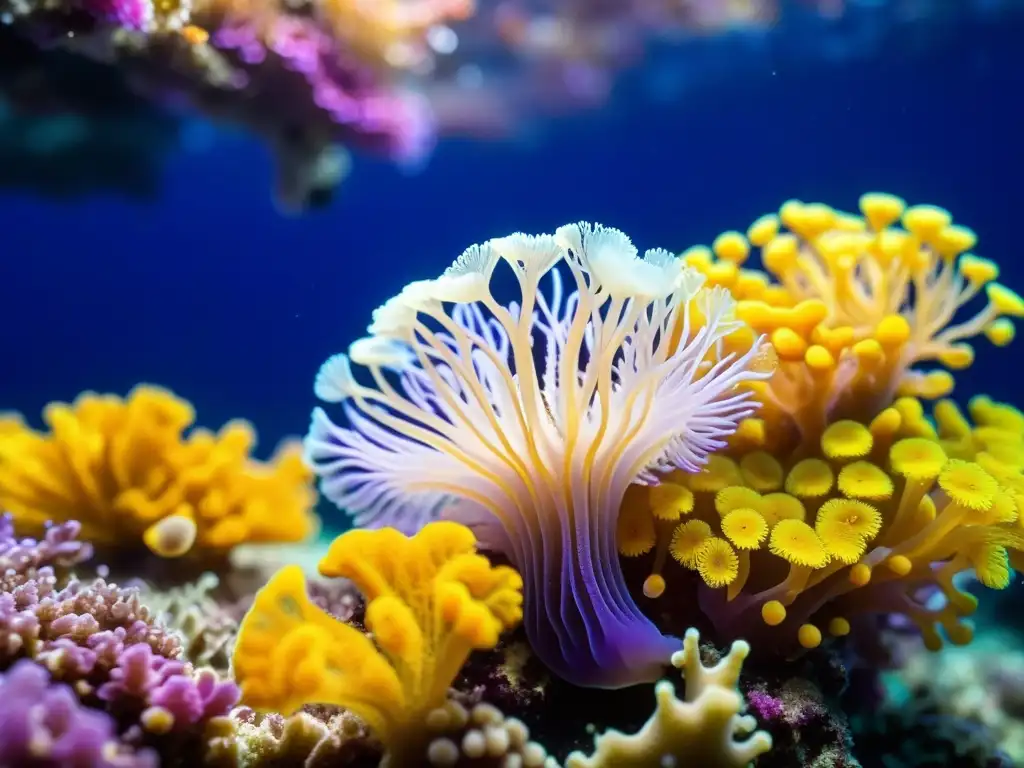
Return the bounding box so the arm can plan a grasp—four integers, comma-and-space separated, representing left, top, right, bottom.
231, 521, 523, 762
0, 385, 318, 559
623, 395, 1024, 653
679, 194, 1024, 453
613, 192, 1024, 655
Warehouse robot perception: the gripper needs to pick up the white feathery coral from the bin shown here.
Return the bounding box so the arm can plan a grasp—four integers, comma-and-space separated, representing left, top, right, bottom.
305, 224, 772, 689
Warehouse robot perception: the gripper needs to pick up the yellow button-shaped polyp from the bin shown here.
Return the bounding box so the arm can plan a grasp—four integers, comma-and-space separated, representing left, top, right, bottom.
985, 318, 1015, 347
902, 204, 952, 240
875, 315, 911, 347
770, 327, 808, 360
859, 192, 905, 231
762, 234, 800, 274
933, 225, 977, 257
852, 339, 884, 368
762, 600, 787, 626
747, 214, 780, 246
938, 344, 974, 370
959, 254, 999, 284
798, 623, 822, 649
713, 231, 751, 264
886, 555, 913, 576
828, 617, 851, 637
849, 563, 872, 586
681, 245, 713, 269
643, 574, 666, 599
805, 345, 835, 371
988, 283, 1024, 317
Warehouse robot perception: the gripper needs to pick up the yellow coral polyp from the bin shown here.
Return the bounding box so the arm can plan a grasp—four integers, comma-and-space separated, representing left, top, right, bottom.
938, 459, 999, 512
695, 537, 739, 588
821, 420, 873, 459
671, 519, 712, 568
0, 386, 317, 558
769, 519, 828, 568
837, 461, 894, 501
890, 438, 948, 480
232, 521, 522, 758
785, 459, 834, 497
721, 509, 768, 550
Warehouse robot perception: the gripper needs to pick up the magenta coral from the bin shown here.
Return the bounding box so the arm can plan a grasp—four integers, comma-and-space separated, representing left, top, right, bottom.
212, 17, 434, 161
0, 659, 158, 768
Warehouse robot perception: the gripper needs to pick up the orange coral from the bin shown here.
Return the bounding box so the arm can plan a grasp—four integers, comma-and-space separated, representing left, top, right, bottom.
232, 520, 523, 763
0, 385, 317, 559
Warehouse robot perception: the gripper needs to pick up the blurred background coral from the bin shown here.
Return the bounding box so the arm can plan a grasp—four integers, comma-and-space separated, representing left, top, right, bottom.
2, 1, 1021, 468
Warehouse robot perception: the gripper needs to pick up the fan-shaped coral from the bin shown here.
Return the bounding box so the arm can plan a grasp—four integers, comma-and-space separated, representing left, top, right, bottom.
621, 194, 1024, 655
303, 224, 774, 688
0, 385, 318, 562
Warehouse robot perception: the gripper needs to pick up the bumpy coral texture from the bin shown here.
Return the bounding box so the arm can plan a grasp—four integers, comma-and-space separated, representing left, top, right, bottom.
566, 629, 772, 767
0, 385, 318, 560
0, 659, 159, 768
232, 520, 523, 765
0, 513, 239, 745
304, 223, 774, 688
619, 193, 1024, 653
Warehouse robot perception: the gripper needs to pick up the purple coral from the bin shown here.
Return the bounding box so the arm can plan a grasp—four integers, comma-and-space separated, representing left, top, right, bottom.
0, 513, 93, 573
0, 659, 157, 767
0, 513, 238, 759
213, 17, 434, 162
98, 642, 238, 728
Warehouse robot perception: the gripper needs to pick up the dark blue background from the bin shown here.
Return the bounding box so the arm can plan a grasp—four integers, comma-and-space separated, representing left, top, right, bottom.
2, 11, 1022, 534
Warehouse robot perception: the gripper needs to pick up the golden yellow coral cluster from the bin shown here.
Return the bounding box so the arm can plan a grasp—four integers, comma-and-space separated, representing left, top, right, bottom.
619, 193, 1024, 653
566, 629, 772, 767
231, 520, 523, 764
0, 385, 318, 559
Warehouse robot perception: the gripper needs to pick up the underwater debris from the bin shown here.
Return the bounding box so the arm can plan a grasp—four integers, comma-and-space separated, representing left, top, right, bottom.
305, 223, 774, 688
619, 194, 1024, 656
0, 385, 318, 566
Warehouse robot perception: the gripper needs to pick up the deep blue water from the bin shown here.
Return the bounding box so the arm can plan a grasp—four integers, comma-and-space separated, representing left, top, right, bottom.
2, 13, 1022, 528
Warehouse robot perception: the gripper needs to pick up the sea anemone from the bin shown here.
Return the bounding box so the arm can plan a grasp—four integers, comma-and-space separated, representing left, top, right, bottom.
304, 223, 773, 687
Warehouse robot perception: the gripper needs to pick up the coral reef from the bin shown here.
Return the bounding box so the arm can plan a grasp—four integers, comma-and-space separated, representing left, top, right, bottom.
0, 385, 318, 566
6, 191, 1024, 767
882, 631, 1024, 765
